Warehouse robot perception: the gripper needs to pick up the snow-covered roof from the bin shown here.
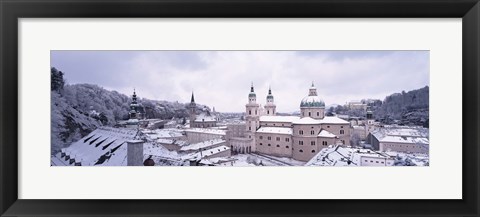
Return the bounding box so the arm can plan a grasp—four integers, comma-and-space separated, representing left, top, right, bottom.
292, 117, 321, 124
194, 113, 216, 122
180, 139, 226, 151
143, 128, 184, 140
371, 126, 429, 145
320, 116, 350, 124
181, 145, 231, 161
380, 135, 429, 144
259, 116, 300, 123
306, 145, 394, 166
184, 128, 226, 136
318, 129, 337, 138
156, 138, 188, 146
256, 127, 293, 135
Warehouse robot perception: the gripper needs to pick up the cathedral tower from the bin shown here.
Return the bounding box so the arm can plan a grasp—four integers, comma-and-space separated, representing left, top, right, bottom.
245, 83, 260, 139
264, 86, 276, 116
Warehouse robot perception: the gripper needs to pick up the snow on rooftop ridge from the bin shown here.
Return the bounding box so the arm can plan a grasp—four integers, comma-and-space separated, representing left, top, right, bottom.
181, 145, 231, 161
305, 145, 395, 166
318, 129, 336, 138
259, 116, 300, 123
184, 128, 226, 135
292, 117, 322, 124
256, 127, 293, 135
180, 138, 226, 151
320, 116, 350, 124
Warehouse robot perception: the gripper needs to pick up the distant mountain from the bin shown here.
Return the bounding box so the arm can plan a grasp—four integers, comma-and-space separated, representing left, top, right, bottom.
50, 67, 207, 154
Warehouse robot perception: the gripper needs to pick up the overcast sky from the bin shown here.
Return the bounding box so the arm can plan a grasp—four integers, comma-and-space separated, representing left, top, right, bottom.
51, 50, 429, 113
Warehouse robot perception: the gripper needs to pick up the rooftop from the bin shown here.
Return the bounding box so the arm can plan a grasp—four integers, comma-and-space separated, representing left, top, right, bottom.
256, 127, 293, 135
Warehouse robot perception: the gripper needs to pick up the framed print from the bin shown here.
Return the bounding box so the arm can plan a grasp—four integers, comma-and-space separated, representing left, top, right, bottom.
1, 0, 479, 216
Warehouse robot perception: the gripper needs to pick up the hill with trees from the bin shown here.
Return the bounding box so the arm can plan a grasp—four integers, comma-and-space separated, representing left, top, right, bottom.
50, 67, 207, 154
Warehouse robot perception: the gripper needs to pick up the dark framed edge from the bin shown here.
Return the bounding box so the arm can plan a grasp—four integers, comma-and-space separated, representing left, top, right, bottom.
1, 0, 478, 216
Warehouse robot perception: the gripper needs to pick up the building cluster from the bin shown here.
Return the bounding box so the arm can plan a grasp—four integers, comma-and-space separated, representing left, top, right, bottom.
52, 82, 429, 166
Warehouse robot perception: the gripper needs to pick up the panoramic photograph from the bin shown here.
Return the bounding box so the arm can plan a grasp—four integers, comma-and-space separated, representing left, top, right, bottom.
50, 50, 429, 166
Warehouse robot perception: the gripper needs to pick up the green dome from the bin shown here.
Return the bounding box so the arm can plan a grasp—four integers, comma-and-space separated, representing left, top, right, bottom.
300, 96, 325, 108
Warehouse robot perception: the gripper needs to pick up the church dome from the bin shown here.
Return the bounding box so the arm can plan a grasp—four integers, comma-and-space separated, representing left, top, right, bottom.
300, 82, 325, 108
300, 95, 325, 108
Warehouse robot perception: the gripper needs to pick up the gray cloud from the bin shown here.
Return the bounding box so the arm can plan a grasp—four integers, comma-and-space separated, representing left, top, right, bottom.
51, 50, 429, 113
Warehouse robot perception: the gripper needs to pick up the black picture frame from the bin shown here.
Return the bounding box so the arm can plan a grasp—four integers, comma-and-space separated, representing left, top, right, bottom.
1, 0, 479, 216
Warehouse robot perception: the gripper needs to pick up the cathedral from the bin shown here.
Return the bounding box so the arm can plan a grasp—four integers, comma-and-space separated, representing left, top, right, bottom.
240, 82, 351, 162
188, 92, 218, 128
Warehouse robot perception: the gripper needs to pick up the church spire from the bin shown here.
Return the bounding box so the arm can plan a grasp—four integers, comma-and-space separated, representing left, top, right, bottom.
250, 82, 255, 93
190, 92, 195, 103
268, 86, 272, 95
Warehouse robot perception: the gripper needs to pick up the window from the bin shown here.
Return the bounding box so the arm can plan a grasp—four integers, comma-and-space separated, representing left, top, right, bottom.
308, 112, 311, 116
299, 140, 304, 145
267, 136, 271, 140
327, 126, 330, 128
341, 140, 345, 144
249, 127, 251, 131
273, 124, 276, 126
259, 136, 263, 140
311, 141, 315, 146
322, 141, 327, 146
286, 146, 289, 148
276, 137, 280, 141
260, 143, 263, 146
276, 145, 280, 147
267, 110, 270, 114
317, 112, 319, 116
299, 149, 303, 153
268, 144, 271, 146
340, 130, 344, 134
341, 126, 344, 128
249, 110, 251, 115
299, 130, 303, 135
311, 150, 316, 153
255, 110, 257, 115
285, 138, 290, 142
365, 160, 368, 162
310, 130, 315, 135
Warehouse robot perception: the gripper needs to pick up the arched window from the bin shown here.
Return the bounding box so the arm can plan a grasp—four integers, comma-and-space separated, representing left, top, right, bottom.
267, 110, 270, 114
311, 141, 315, 146
317, 112, 319, 116
308, 112, 311, 116
312, 150, 316, 153
299, 149, 303, 153
286, 146, 289, 148
311, 130, 315, 135
299, 130, 303, 135
249, 110, 251, 115
276, 144, 280, 147
340, 130, 344, 134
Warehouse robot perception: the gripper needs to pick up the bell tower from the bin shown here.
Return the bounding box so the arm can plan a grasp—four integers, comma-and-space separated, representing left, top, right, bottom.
264, 86, 276, 116
245, 83, 260, 138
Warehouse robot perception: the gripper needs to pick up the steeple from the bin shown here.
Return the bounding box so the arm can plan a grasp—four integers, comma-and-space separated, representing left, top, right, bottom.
132, 88, 137, 103
129, 89, 139, 119
248, 82, 257, 103
190, 92, 195, 103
